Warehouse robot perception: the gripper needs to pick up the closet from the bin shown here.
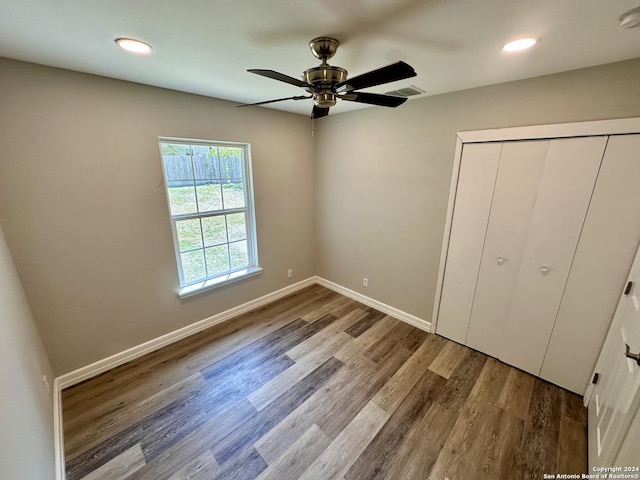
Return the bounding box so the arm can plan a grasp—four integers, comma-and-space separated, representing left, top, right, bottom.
434, 119, 640, 394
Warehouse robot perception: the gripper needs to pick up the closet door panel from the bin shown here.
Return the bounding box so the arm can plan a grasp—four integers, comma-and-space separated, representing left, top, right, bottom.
542, 134, 640, 393
499, 136, 607, 375
466, 140, 549, 355
437, 143, 502, 343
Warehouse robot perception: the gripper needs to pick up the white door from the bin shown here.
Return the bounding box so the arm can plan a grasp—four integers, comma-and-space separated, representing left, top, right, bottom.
436, 142, 501, 344
589, 241, 640, 468
464, 140, 549, 358
466, 137, 606, 375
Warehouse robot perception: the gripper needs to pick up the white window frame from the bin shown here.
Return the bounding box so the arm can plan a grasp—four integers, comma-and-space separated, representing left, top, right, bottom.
158, 137, 261, 298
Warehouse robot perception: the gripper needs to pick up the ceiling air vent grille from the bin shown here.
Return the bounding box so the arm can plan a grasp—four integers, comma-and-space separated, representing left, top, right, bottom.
384, 85, 426, 97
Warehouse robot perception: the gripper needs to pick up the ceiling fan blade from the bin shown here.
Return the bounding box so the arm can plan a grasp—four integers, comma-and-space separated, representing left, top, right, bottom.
335, 61, 416, 92
248, 69, 316, 90
340, 92, 408, 108
311, 105, 330, 119
237, 95, 311, 107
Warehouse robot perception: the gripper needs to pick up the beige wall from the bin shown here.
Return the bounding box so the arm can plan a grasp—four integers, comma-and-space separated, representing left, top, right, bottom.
315, 58, 640, 322
0, 224, 55, 479
1, 55, 640, 377
0, 58, 316, 374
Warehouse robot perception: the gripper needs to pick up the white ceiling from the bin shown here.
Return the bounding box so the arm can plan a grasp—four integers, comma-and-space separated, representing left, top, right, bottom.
1, 0, 639, 117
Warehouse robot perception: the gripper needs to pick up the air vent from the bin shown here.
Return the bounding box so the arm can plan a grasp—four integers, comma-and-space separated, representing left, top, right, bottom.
384, 85, 426, 97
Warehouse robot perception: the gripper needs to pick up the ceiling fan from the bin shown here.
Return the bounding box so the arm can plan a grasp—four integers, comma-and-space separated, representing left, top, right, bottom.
238, 37, 417, 119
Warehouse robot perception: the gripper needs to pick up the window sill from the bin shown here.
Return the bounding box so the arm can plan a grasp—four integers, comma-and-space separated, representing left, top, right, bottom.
178, 267, 263, 299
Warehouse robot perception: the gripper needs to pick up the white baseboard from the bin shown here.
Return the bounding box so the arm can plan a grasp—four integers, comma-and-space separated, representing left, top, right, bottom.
314, 276, 431, 333
52, 275, 429, 478
53, 377, 65, 480
55, 275, 429, 390
56, 277, 316, 389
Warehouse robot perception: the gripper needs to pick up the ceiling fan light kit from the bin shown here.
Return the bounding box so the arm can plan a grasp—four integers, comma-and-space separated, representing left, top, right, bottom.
239, 37, 417, 118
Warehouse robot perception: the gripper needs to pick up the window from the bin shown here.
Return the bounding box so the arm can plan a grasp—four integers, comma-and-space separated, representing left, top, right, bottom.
159, 138, 260, 297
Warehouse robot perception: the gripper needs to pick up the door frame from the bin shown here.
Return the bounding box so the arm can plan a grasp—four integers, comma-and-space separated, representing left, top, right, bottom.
432, 117, 640, 368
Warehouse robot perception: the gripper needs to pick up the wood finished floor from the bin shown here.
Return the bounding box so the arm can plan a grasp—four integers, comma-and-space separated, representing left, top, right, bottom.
62, 284, 588, 480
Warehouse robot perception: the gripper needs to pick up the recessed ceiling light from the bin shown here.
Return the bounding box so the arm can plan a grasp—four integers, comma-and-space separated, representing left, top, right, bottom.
115, 38, 152, 55
502, 37, 538, 53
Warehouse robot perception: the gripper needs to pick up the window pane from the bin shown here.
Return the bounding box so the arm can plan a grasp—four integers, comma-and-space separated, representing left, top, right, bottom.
201, 216, 227, 246
227, 213, 246, 242
205, 245, 230, 275
192, 145, 220, 182
220, 153, 244, 183
161, 142, 191, 157
196, 184, 223, 212
222, 181, 245, 209
176, 219, 203, 251
167, 182, 198, 215
162, 146, 193, 181
230, 240, 248, 269
181, 249, 206, 283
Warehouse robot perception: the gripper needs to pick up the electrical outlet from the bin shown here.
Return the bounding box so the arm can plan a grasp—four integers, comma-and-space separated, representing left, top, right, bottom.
287, 269, 293, 278
363, 277, 369, 288
42, 374, 50, 394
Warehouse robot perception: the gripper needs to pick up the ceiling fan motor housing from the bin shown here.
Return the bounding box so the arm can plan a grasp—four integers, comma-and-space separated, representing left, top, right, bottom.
303, 65, 347, 107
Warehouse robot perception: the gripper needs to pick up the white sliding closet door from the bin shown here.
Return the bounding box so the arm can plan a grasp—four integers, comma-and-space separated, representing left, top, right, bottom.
498, 136, 607, 374
542, 134, 640, 392
467, 136, 607, 375
465, 140, 549, 358
437, 143, 501, 344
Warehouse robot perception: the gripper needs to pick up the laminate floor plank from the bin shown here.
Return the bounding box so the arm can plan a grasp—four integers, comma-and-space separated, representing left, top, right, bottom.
211, 356, 343, 465
65, 372, 207, 460
166, 450, 219, 480
561, 389, 588, 425
62, 286, 588, 480
78, 444, 145, 480
428, 356, 524, 479
557, 416, 588, 474
298, 401, 390, 480
253, 351, 376, 464
210, 447, 267, 480
364, 320, 422, 362
140, 354, 296, 462
301, 294, 354, 322
255, 424, 331, 480
345, 369, 447, 480
428, 339, 468, 379
432, 348, 488, 411
124, 399, 257, 480
248, 331, 352, 411
286, 307, 368, 361
382, 402, 457, 480
498, 367, 536, 420
468, 357, 512, 406
344, 309, 387, 338
346, 313, 398, 349
511, 378, 563, 479
316, 345, 411, 439
372, 333, 447, 414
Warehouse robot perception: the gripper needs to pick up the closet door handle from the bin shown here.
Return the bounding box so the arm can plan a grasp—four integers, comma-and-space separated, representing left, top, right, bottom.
540, 265, 550, 274
497, 256, 505, 265
625, 344, 640, 366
